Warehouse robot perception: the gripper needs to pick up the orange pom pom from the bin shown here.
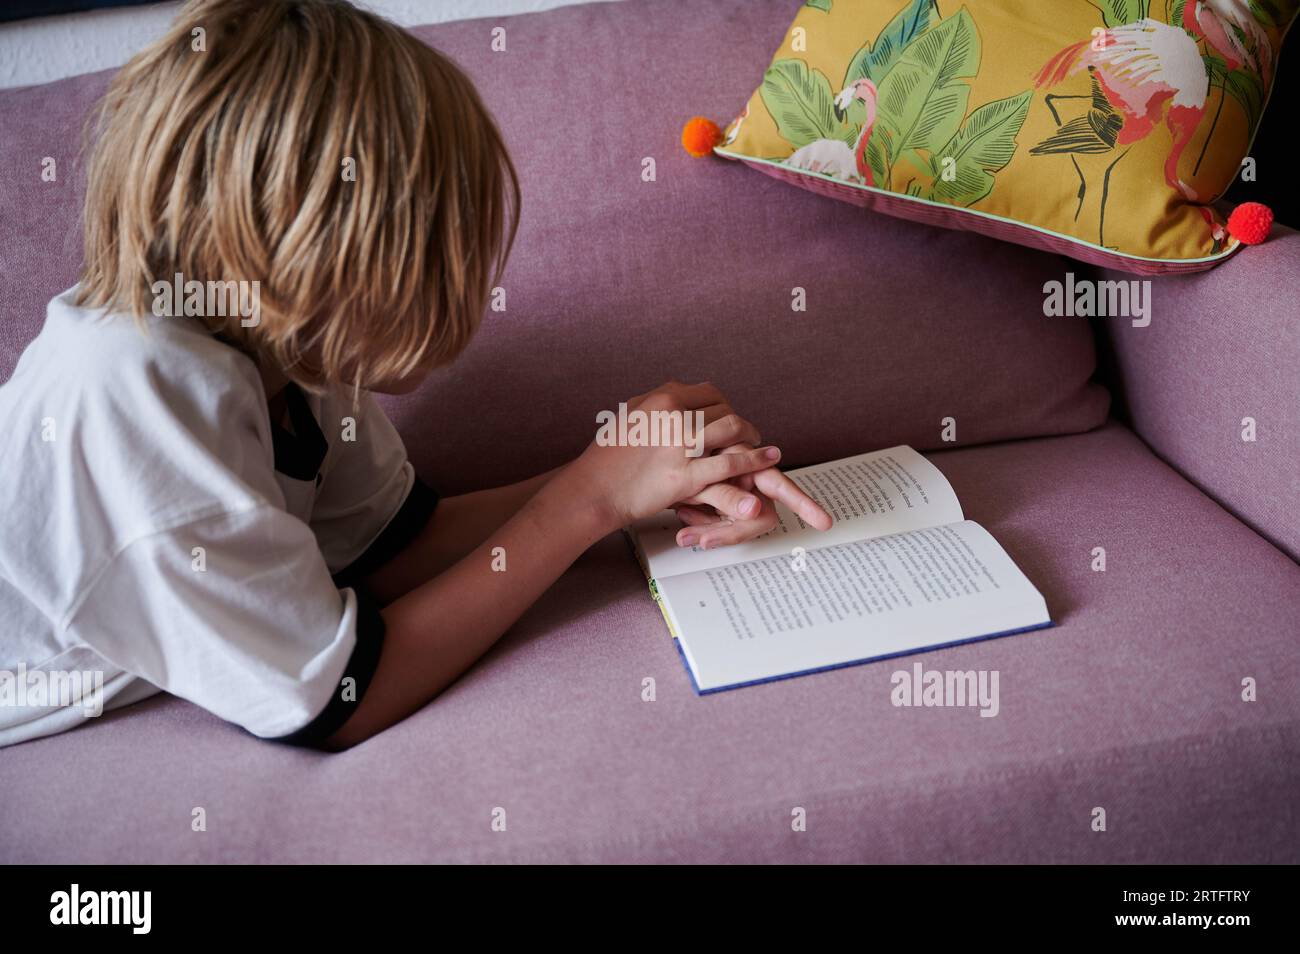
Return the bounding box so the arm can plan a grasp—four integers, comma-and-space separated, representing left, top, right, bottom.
681, 117, 723, 158
1226, 202, 1273, 245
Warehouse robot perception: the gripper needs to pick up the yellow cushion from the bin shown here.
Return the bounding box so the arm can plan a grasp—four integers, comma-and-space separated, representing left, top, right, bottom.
716, 0, 1295, 273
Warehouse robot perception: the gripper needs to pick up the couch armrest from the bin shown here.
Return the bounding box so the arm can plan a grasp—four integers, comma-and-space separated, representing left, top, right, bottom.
1099, 225, 1300, 561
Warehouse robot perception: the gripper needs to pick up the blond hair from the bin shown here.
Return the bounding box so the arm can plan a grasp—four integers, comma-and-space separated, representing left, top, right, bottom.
75, 0, 519, 389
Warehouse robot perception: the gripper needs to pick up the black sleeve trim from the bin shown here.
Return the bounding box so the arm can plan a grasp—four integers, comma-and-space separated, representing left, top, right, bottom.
269, 587, 387, 748
331, 475, 440, 591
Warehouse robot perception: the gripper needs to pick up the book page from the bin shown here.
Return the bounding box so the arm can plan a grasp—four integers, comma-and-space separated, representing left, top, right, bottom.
630, 445, 963, 580
656, 520, 1048, 692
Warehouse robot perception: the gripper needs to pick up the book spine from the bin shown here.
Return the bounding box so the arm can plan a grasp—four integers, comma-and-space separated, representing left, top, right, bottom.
647, 578, 679, 640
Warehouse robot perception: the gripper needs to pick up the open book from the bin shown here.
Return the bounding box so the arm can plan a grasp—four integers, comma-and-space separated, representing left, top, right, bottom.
627, 446, 1051, 693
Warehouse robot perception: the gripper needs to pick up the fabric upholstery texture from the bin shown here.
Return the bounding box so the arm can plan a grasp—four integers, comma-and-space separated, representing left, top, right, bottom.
0, 0, 1295, 863
1098, 224, 1300, 562
1, 424, 1296, 863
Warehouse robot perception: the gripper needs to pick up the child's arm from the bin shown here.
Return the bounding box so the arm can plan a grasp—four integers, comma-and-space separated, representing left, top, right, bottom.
325, 382, 785, 748
359, 466, 566, 604
359, 388, 831, 603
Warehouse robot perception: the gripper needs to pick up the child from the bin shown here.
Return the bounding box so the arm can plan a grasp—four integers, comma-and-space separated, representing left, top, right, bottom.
0, 0, 830, 750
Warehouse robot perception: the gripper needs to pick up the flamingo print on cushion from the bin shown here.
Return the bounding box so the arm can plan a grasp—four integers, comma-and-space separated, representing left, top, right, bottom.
1035, 19, 1209, 202
1186, 0, 1272, 83
784, 79, 879, 184
722, 103, 749, 147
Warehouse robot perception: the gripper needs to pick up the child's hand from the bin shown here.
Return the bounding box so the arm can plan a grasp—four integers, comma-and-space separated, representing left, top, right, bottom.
673, 441, 833, 549
572, 381, 783, 528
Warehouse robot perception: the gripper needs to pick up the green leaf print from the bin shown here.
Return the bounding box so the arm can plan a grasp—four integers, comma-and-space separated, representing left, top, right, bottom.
760, 59, 843, 148
1204, 52, 1264, 131
874, 7, 980, 180
928, 90, 1032, 206
1089, 0, 1150, 28
843, 0, 939, 88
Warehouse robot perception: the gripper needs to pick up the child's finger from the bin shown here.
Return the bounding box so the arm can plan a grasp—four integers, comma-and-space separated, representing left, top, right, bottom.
699, 405, 761, 448
685, 481, 763, 521
712, 441, 757, 490
674, 504, 724, 527
676, 517, 732, 547
751, 467, 833, 530
660, 380, 727, 409
700, 414, 762, 452
698, 402, 734, 425
695, 506, 779, 549
690, 446, 780, 487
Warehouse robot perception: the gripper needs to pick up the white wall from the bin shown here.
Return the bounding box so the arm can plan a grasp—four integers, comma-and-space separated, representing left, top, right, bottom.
0, 0, 611, 89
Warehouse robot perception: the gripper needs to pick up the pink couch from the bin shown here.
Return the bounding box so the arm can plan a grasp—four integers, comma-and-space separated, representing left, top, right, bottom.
0, 0, 1296, 863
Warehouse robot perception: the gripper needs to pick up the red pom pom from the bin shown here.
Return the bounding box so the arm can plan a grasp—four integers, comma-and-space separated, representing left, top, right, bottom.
681, 117, 723, 158
1226, 202, 1273, 245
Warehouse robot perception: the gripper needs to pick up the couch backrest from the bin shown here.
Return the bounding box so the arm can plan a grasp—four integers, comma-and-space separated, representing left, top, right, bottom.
0, 0, 1111, 496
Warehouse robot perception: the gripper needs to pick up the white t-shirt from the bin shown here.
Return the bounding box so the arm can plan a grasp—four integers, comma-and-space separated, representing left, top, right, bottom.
0, 288, 437, 747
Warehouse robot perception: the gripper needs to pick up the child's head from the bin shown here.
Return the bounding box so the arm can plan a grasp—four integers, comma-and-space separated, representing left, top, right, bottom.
75, 0, 519, 392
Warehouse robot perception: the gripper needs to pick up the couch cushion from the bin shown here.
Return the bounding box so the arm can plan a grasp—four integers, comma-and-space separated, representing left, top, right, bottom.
0, 0, 1110, 495
713, 0, 1294, 275
2, 422, 1295, 863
